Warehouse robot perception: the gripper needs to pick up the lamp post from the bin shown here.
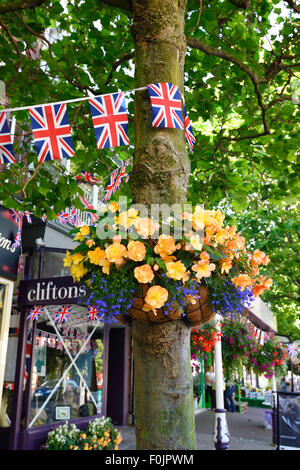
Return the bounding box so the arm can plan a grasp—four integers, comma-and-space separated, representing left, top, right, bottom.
213, 314, 230, 450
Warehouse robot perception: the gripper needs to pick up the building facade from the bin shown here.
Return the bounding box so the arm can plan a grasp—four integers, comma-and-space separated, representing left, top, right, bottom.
0, 210, 132, 450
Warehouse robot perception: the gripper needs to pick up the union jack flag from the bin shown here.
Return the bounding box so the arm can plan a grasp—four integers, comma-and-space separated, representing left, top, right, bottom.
113, 160, 130, 193
12, 227, 22, 249
287, 344, 297, 357
102, 169, 118, 203
24, 211, 32, 224
0, 111, 15, 164
183, 104, 196, 151
147, 82, 184, 129
17, 254, 24, 273
86, 306, 101, 321
57, 211, 75, 226
89, 92, 129, 149
79, 196, 99, 224
29, 103, 75, 162
42, 214, 47, 222
27, 305, 45, 321
75, 171, 100, 185
54, 305, 72, 323
71, 207, 81, 226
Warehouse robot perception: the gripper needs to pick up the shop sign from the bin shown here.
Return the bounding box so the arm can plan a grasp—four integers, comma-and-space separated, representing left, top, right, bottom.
0, 206, 20, 281
18, 276, 87, 306
277, 392, 300, 450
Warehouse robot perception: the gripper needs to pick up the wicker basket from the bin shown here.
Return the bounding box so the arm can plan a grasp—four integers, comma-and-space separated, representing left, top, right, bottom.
128, 284, 182, 323
183, 283, 215, 327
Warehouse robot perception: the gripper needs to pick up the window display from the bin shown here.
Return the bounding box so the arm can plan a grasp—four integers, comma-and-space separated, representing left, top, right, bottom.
27, 304, 105, 427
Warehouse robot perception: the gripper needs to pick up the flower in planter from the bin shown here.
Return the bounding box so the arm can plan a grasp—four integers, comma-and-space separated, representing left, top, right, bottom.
63, 203, 272, 325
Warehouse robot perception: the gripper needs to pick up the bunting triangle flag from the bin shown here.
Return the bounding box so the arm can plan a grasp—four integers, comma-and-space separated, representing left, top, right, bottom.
0, 111, 15, 164
89, 92, 129, 149
29, 103, 75, 162
147, 82, 184, 129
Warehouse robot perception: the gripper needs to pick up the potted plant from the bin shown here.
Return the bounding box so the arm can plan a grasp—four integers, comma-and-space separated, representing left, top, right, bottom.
64, 203, 273, 327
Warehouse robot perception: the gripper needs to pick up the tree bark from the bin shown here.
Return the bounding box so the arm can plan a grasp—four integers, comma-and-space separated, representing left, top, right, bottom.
132, 320, 195, 450
130, 0, 190, 205
130, 1, 195, 450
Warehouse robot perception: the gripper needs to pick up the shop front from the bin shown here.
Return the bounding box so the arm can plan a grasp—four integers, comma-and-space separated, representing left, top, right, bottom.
0, 218, 131, 450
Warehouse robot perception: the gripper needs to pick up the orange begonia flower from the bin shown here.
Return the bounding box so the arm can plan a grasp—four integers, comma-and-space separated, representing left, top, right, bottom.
232, 274, 253, 291
127, 240, 146, 262
134, 264, 155, 284
192, 260, 216, 279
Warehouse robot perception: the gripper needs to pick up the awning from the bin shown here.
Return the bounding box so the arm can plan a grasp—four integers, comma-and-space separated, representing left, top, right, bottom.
245, 297, 277, 333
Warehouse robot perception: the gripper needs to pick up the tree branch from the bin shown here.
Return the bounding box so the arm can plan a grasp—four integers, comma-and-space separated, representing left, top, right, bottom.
105, 51, 134, 86
187, 37, 261, 86
0, 0, 47, 14
284, 0, 300, 14
187, 37, 270, 135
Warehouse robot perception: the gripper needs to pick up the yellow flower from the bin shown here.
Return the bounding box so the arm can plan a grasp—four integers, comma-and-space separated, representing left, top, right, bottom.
114, 445, 119, 450
86, 239, 95, 248
144, 285, 168, 312
74, 232, 85, 242
72, 252, 84, 265
63, 251, 73, 267
70, 262, 88, 282
119, 209, 138, 228
99, 258, 111, 275
215, 228, 229, 245
191, 260, 215, 280
127, 241, 146, 262
80, 225, 90, 236
220, 257, 233, 274
189, 233, 203, 251
105, 242, 127, 263
88, 247, 106, 265
192, 207, 205, 231
134, 217, 158, 238
134, 264, 154, 284
108, 201, 119, 213
232, 274, 252, 291
154, 235, 177, 258
81, 433, 87, 439
166, 261, 187, 281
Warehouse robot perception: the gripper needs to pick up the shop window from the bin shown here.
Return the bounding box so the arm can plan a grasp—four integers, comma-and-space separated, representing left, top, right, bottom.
0, 282, 15, 429
41, 252, 70, 279
27, 305, 104, 428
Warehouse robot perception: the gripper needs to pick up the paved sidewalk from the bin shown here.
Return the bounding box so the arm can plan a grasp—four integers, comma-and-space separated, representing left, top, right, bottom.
118, 407, 276, 451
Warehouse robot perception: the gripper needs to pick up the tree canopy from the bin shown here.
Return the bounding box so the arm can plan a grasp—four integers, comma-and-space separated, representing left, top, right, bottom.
0, 0, 299, 337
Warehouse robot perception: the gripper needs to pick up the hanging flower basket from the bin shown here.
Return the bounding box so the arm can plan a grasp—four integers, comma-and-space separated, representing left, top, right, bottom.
128, 284, 182, 323
183, 283, 215, 327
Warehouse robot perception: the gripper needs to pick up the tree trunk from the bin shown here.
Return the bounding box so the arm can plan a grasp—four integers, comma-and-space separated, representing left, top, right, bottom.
130, 1, 195, 450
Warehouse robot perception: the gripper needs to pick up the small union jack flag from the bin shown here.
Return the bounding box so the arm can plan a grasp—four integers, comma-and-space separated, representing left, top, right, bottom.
147, 82, 184, 129
27, 305, 45, 321
183, 104, 196, 151
102, 169, 118, 203
54, 305, 72, 323
71, 207, 81, 227
42, 214, 47, 222
75, 171, 100, 185
57, 211, 75, 226
0, 111, 15, 164
24, 211, 32, 224
287, 344, 297, 357
79, 196, 99, 224
12, 227, 22, 249
17, 254, 24, 273
113, 160, 130, 193
86, 306, 101, 321
29, 103, 75, 162
89, 92, 129, 149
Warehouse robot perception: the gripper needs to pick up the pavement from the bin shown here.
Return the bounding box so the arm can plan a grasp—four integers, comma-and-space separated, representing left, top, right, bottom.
118, 406, 276, 451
